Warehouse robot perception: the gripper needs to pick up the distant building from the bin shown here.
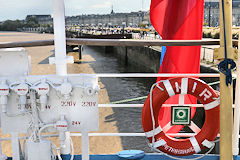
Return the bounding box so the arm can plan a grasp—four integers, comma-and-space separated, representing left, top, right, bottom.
66, 11, 150, 27
204, 0, 240, 26
26, 15, 53, 26
26, 0, 240, 28
65, 16, 80, 26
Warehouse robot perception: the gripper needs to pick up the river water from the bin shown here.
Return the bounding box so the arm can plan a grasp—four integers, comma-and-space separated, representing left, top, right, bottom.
83, 46, 155, 152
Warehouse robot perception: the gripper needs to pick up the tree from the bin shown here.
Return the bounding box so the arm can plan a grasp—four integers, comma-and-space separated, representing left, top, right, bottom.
0, 20, 24, 31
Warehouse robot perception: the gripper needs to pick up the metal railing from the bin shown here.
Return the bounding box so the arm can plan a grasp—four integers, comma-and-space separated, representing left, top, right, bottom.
0, 38, 238, 158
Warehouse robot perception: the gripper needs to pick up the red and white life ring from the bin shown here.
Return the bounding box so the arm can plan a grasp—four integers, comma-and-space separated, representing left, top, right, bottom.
142, 77, 219, 156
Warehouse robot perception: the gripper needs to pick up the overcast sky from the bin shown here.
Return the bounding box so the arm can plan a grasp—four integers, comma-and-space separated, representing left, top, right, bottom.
0, 0, 151, 21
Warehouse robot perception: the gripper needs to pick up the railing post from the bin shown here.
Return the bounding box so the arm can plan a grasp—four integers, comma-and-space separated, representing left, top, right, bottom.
233, 30, 240, 156
11, 132, 20, 160
53, 0, 67, 76
82, 130, 89, 160
53, 0, 71, 157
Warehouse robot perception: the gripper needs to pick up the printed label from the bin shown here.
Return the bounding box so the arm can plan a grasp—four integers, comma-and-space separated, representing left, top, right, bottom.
61, 101, 76, 107
72, 121, 81, 126
82, 101, 96, 107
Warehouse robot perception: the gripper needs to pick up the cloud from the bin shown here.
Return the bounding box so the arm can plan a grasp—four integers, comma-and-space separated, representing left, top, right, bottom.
92, 1, 111, 9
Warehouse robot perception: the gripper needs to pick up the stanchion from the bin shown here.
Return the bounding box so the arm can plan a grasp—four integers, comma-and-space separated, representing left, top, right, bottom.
214, 0, 238, 159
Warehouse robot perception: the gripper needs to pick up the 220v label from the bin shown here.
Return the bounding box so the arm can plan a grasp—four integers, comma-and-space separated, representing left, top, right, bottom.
60, 101, 97, 107
82, 102, 97, 107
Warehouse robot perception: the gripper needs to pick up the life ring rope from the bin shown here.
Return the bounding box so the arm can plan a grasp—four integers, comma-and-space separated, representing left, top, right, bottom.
143, 77, 220, 159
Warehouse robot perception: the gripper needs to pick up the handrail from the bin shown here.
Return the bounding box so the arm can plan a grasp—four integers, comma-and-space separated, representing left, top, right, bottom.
99, 104, 236, 108
0, 38, 238, 49
95, 73, 221, 78
0, 132, 223, 141
98, 104, 205, 107
67, 38, 220, 46
0, 40, 54, 48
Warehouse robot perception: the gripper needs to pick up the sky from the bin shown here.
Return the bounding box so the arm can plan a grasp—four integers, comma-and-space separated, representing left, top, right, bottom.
0, 0, 151, 21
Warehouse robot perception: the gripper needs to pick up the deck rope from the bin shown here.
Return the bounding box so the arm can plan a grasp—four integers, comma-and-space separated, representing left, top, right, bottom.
218, 0, 236, 86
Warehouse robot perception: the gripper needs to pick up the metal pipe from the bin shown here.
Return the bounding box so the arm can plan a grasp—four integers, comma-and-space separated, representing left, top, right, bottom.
67, 38, 221, 47
98, 103, 235, 108
98, 104, 205, 108
0, 39, 238, 49
81, 131, 89, 160
71, 132, 220, 138
53, 0, 67, 76
53, 0, 71, 156
95, 73, 221, 78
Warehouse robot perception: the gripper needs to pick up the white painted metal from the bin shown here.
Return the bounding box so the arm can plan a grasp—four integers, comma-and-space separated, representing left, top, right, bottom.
1, 89, 32, 133
96, 73, 221, 78
52, 0, 75, 155
0, 48, 30, 76
98, 104, 144, 107
0, 74, 98, 159
53, 0, 67, 76
82, 131, 89, 160
27, 141, 52, 160
26, 74, 98, 132
0, 132, 222, 141
0, 49, 30, 159
71, 132, 195, 137
11, 132, 20, 160
233, 41, 240, 155
61, 132, 71, 155
98, 104, 205, 107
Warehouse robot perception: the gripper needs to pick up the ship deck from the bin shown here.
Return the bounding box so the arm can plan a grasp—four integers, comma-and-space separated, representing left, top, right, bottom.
6, 154, 240, 160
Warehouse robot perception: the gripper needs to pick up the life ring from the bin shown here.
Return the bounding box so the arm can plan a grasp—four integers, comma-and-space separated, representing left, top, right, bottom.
142, 77, 219, 156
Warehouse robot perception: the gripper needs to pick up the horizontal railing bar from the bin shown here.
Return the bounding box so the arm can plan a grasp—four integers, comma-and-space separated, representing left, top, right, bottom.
0, 40, 54, 48
0, 38, 238, 49
96, 73, 220, 78
71, 133, 146, 137
67, 38, 222, 46
99, 104, 236, 108
99, 104, 143, 107
71, 133, 221, 138
98, 104, 205, 107
0, 132, 224, 141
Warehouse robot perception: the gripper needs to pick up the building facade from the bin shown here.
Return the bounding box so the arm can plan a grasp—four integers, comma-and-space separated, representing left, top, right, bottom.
65, 11, 150, 27
26, 1, 240, 28
204, 0, 240, 26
